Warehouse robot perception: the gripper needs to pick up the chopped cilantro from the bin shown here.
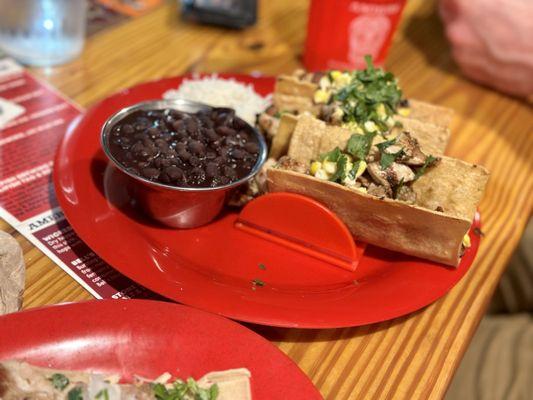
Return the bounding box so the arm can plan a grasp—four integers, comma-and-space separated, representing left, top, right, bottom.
153, 378, 219, 400
376, 139, 404, 170
49, 373, 69, 391
380, 150, 403, 170
346, 132, 376, 160
67, 387, 83, 400
96, 388, 109, 400
333, 55, 402, 135
329, 155, 348, 183
258, 263, 266, 270
414, 155, 438, 179
319, 147, 342, 162
393, 178, 405, 199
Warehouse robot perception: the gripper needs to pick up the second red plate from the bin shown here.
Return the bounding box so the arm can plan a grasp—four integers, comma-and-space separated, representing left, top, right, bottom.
53, 74, 481, 328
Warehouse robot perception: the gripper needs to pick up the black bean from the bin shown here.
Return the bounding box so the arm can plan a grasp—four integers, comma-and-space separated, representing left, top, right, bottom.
186, 118, 198, 133
230, 149, 245, 159
108, 108, 260, 188
177, 148, 191, 161
233, 117, 247, 130
223, 166, 237, 178
122, 124, 134, 134
215, 126, 236, 136
244, 142, 259, 153
189, 140, 205, 155
205, 162, 219, 178
189, 156, 200, 166
141, 168, 160, 179
204, 128, 219, 142
165, 166, 184, 181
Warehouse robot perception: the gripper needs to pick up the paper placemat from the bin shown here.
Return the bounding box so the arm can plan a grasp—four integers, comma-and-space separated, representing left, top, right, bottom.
0, 58, 156, 300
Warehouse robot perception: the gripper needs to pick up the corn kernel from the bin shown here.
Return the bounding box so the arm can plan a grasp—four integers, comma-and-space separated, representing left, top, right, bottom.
376, 103, 386, 119
354, 160, 367, 178
462, 234, 471, 248
319, 75, 331, 90
323, 161, 337, 174
310, 161, 321, 175
313, 89, 331, 104
364, 121, 377, 132
398, 107, 411, 117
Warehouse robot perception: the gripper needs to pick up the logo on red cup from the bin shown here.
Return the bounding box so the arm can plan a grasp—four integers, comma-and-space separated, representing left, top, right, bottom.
304, 0, 407, 71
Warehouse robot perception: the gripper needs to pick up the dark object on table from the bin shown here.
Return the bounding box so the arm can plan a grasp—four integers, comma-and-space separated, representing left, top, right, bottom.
180, 0, 257, 29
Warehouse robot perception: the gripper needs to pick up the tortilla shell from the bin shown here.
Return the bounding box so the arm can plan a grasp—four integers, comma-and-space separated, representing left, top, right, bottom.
394, 116, 450, 156
273, 93, 319, 115
269, 113, 298, 159
286, 114, 325, 163
267, 157, 489, 266
275, 75, 318, 97
412, 158, 489, 221
407, 99, 454, 128
287, 114, 449, 165
0, 231, 25, 315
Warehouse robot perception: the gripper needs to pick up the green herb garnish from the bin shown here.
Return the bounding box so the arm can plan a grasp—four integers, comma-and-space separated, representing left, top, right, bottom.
319, 147, 342, 162
329, 155, 348, 183
333, 55, 402, 134
49, 373, 70, 391
67, 387, 83, 400
414, 155, 438, 179
348, 160, 363, 180
152, 379, 219, 400
346, 132, 376, 160
96, 388, 109, 400
376, 139, 404, 170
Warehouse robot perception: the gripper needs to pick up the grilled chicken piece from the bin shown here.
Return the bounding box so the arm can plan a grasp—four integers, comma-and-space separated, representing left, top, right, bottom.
367, 162, 415, 188
394, 131, 427, 166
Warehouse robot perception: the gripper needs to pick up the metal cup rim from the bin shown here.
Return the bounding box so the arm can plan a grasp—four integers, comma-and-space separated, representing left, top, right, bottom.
100, 98, 268, 193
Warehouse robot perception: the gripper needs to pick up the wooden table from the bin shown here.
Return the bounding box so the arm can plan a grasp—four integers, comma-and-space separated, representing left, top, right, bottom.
2, 0, 531, 398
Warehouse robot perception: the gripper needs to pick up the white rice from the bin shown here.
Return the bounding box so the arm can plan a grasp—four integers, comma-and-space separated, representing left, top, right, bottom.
163, 74, 271, 125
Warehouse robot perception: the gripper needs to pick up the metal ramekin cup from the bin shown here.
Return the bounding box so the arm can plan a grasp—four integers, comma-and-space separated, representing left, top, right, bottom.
101, 99, 267, 228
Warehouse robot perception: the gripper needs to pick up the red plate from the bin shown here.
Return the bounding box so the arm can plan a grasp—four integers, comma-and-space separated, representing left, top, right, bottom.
53, 74, 482, 328
0, 300, 322, 399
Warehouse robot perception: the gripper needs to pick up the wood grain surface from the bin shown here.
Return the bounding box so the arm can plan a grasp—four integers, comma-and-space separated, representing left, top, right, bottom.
1, 0, 532, 399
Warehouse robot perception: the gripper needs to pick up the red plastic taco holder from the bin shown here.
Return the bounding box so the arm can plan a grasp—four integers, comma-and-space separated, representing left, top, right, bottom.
235, 192, 366, 272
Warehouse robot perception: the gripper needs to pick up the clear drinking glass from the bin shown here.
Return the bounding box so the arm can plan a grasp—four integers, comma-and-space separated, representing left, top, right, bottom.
0, 0, 88, 67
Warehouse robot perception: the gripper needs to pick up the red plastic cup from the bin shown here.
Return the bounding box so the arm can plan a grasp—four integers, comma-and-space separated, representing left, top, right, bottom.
303, 0, 407, 71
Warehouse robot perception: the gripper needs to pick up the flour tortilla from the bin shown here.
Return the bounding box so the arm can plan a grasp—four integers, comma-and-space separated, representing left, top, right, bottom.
267, 157, 489, 266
